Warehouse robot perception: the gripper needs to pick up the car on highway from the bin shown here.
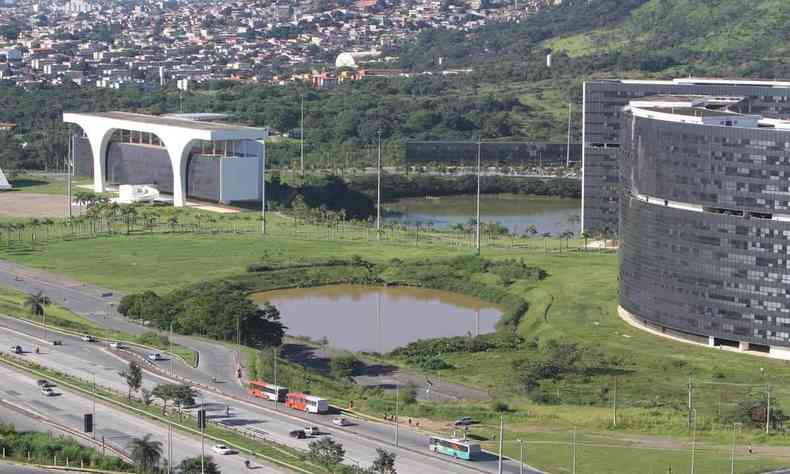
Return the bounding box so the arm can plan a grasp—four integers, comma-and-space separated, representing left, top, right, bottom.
109, 341, 125, 349
9, 345, 22, 354
289, 430, 307, 439
40, 387, 55, 397
453, 416, 475, 426
304, 426, 320, 436
146, 353, 162, 361
211, 444, 236, 455
332, 416, 350, 427
80, 335, 96, 342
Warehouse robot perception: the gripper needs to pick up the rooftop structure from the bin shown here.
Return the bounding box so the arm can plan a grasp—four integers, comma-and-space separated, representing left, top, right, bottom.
63, 112, 266, 207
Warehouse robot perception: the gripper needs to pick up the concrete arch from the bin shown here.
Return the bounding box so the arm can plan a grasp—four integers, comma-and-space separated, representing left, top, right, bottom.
64, 112, 266, 207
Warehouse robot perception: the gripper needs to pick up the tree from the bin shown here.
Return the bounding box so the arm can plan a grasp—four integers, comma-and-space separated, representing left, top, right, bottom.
175, 456, 221, 474
151, 384, 180, 414
371, 448, 396, 473
119, 360, 143, 400
308, 437, 345, 469
128, 434, 163, 473
581, 230, 591, 251
23, 291, 50, 316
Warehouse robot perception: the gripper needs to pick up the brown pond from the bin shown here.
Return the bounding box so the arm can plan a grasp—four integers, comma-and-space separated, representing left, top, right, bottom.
250, 285, 503, 353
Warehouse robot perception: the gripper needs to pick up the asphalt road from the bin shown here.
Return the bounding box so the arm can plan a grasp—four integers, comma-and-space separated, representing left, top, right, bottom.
0, 316, 530, 474
0, 364, 277, 474
0, 464, 61, 474
0, 261, 540, 474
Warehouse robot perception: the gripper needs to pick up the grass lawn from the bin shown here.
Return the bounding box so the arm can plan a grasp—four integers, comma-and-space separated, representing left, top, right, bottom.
3, 222, 790, 473
7, 174, 92, 196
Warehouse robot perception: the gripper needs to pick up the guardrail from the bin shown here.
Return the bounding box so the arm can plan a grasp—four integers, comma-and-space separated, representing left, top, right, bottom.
0, 353, 322, 474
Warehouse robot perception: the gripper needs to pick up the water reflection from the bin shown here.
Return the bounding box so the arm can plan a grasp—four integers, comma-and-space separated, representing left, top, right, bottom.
384, 194, 580, 235
250, 285, 502, 353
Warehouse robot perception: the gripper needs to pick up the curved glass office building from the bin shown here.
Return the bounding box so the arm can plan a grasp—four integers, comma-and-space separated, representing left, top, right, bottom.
619, 95, 790, 357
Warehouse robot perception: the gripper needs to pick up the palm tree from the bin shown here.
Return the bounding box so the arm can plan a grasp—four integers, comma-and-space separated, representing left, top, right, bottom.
24, 291, 51, 341
23, 291, 50, 316
541, 232, 552, 253
581, 231, 591, 252
127, 434, 163, 473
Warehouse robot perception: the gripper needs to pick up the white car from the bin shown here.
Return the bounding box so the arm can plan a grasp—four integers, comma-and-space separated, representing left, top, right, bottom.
304, 426, 320, 436
81, 335, 96, 342
146, 353, 162, 361
332, 416, 350, 427
109, 341, 125, 349
211, 444, 236, 455
40, 387, 55, 397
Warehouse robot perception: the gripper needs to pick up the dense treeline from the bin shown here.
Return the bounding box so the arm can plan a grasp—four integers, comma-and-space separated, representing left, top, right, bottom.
345, 174, 580, 201
0, 77, 555, 172
117, 281, 285, 348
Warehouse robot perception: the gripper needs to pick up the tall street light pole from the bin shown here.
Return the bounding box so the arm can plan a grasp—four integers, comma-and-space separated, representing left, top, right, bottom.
377, 129, 382, 240
475, 139, 482, 255
300, 95, 305, 178
260, 139, 266, 235
273, 347, 279, 411
690, 408, 697, 474
518, 439, 524, 474
67, 133, 73, 219
394, 383, 399, 447
497, 415, 503, 474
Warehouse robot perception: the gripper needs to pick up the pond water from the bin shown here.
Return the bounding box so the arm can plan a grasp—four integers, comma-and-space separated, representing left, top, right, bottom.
384, 194, 580, 236
251, 285, 503, 353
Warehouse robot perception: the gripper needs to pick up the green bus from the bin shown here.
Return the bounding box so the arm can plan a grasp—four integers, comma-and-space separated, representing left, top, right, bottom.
428, 436, 481, 460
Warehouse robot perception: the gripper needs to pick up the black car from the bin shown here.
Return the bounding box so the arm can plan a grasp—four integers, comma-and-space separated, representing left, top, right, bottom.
289, 430, 307, 439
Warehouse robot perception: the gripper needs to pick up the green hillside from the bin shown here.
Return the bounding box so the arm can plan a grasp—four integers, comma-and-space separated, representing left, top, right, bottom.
545, 0, 790, 76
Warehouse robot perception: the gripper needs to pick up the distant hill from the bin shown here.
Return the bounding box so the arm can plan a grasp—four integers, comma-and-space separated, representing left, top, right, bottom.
398, 0, 790, 78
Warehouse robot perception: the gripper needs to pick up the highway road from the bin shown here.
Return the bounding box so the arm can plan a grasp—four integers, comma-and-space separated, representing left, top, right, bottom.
0, 261, 540, 474
0, 363, 278, 474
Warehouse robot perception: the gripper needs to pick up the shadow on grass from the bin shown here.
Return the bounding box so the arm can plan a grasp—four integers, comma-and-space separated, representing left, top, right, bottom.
8, 178, 50, 189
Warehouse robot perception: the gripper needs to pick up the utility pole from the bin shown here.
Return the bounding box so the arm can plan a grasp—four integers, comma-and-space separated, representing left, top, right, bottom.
688, 375, 693, 430
497, 415, 504, 474
566, 102, 572, 168
91, 373, 96, 440
261, 139, 266, 235
395, 383, 400, 447
730, 423, 738, 474
690, 409, 697, 474
273, 347, 278, 411
67, 133, 72, 219
300, 95, 305, 178
766, 384, 772, 434
201, 393, 205, 474
169, 323, 174, 377
475, 139, 481, 255
612, 376, 617, 427
517, 438, 524, 474
572, 426, 576, 474
377, 129, 382, 240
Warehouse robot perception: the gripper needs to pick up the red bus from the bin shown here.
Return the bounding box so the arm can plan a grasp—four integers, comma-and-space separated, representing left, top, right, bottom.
286, 392, 329, 414
248, 380, 288, 402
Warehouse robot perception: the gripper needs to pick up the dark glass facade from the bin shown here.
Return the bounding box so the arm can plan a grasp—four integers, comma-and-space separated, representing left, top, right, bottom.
583, 80, 790, 235
620, 110, 790, 348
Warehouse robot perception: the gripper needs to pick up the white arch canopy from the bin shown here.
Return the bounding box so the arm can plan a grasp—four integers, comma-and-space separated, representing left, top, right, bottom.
63, 112, 266, 207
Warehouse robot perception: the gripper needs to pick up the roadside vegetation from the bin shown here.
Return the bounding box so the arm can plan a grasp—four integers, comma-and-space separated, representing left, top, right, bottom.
0, 422, 130, 470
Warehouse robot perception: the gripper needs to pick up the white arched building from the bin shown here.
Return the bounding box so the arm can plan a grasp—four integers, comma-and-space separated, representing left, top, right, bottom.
63, 112, 267, 207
